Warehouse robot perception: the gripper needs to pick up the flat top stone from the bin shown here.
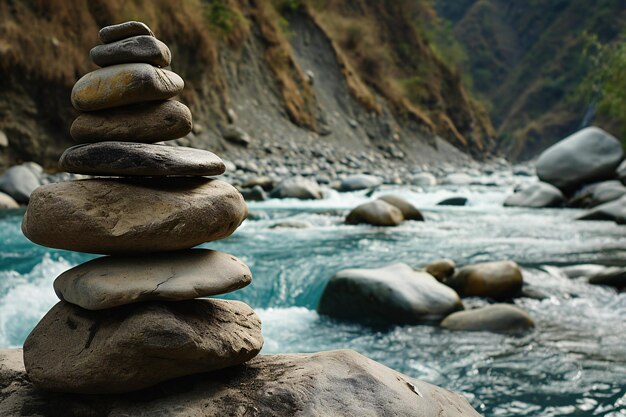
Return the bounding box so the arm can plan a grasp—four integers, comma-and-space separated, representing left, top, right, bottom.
2, 348, 481, 416
22, 178, 247, 254
99, 21, 155, 44
59, 142, 226, 177
23, 299, 262, 394
54, 249, 252, 310
71, 63, 184, 112
91, 35, 171, 68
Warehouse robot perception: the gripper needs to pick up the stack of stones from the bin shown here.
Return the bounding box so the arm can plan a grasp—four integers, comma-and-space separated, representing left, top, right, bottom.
20, 21, 262, 394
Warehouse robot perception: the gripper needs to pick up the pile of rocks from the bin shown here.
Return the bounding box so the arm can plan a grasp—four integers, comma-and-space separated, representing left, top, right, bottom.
20, 21, 261, 394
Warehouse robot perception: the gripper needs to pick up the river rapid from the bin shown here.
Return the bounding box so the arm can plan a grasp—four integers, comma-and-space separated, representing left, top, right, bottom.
1, 170, 625, 417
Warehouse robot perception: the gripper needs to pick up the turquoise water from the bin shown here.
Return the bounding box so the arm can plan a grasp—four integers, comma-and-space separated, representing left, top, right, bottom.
1, 177, 625, 416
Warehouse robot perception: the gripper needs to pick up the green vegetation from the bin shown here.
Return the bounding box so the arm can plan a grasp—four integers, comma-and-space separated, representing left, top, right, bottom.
205, 0, 248, 37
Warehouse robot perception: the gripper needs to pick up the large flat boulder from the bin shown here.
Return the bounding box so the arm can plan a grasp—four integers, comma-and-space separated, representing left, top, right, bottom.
0, 348, 482, 416
503, 181, 564, 208
567, 180, 626, 208
318, 263, 463, 324
577, 195, 626, 224
22, 178, 247, 254
443, 261, 523, 300
536, 127, 623, 191
441, 304, 534, 333
23, 299, 263, 394
59, 142, 225, 177
54, 249, 252, 310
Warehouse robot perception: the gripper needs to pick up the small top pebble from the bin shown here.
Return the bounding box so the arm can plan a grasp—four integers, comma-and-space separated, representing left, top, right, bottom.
99, 21, 154, 44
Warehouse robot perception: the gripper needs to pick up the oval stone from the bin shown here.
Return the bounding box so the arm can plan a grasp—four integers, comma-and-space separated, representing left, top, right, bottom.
99, 21, 154, 44
70, 100, 192, 143
91, 35, 171, 67
345, 200, 404, 226
59, 142, 225, 177
441, 304, 535, 333
22, 178, 247, 254
71, 64, 184, 112
23, 299, 263, 394
54, 249, 251, 310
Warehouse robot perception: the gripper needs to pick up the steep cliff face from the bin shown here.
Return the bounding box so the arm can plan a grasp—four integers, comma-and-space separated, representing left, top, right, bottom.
0, 0, 494, 170
437, 0, 626, 159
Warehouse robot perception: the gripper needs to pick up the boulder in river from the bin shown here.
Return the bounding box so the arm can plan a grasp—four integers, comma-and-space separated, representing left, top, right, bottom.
425, 259, 456, 281
503, 181, 564, 208
1, 348, 482, 416
536, 127, 623, 191
0, 191, 19, 209
0, 164, 41, 204
577, 195, 626, 224
318, 263, 463, 324
411, 172, 437, 186
54, 249, 252, 310
23, 299, 263, 394
345, 200, 404, 226
441, 304, 534, 333
377, 195, 424, 221
588, 267, 626, 289
443, 261, 524, 300
567, 180, 626, 208
437, 197, 468, 206
270, 176, 323, 200
337, 174, 382, 192
22, 178, 247, 254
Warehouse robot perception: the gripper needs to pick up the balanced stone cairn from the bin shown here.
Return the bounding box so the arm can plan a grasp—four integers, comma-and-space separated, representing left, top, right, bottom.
20, 21, 261, 394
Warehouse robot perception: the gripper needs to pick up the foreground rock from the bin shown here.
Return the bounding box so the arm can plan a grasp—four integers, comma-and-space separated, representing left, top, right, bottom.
0, 164, 41, 204
577, 195, 626, 224
337, 174, 382, 191
54, 249, 251, 310
588, 267, 626, 289
23, 299, 262, 394
504, 182, 564, 208
0, 348, 481, 417
443, 261, 523, 300
71, 63, 184, 111
270, 176, 323, 200
568, 180, 626, 208
318, 263, 463, 324
59, 142, 225, 177
70, 100, 192, 143
425, 259, 455, 281
0, 191, 19, 208
378, 195, 424, 221
91, 35, 171, 67
22, 178, 247, 254
441, 304, 534, 333
346, 200, 404, 226
536, 127, 623, 191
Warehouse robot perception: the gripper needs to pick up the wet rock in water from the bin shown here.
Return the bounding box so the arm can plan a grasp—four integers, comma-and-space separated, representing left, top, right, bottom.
337, 174, 382, 192
425, 259, 455, 281
441, 304, 534, 333
443, 261, 524, 300
54, 249, 251, 310
71, 63, 184, 111
567, 180, 626, 208
577, 195, 626, 224
536, 127, 623, 191
91, 35, 171, 67
520, 286, 550, 300
588, 267, 626, 289
411, 172, 437, 186
561, 264, 609, 279
0, 348, 482, 416
437, 197, 468, 206
504, 181, 564, 208
239, 185, 267, 201
442, 173, 473, 185
0, 165, 41, 204
71, 100, 192, 143
23, 299, 262, 394
318, 263, 463, 324
222, 124, 251, 146
59, 142, 225, 177
22, 178, 247, 254
270, 176, 323, 200
345, 200, 404, 226
0, 191, 19, 209
269, 220, 313, 229
377, 195, 424, 221
241, 175, 274, 191
99, 21, 155, 44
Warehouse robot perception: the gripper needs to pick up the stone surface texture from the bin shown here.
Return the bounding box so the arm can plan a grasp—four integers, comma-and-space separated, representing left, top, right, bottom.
99, 21, 155, 44
444, 261, 523, 300
91, 35, 171, 67
441, 304, 535, 333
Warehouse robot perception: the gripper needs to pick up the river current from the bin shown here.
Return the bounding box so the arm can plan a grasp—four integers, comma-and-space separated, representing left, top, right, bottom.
1, 171, 625, 416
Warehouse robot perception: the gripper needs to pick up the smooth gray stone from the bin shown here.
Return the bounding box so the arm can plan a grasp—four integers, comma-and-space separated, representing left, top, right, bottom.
567, 180, 626, 208
318, 263, 463, 324
91, 35, 171, 68
536, 127, 623, 191
504, 181, 564, 208
71, 63, 184, 112
411, 172, 437, 186
270, 176, 323, 200
577, 195, 626, 224
588, 267, 626, 289
23, 299, 262, 394
54, 249, 252, 310
441, 304, 534, 333
337, 174, 382, 192
0, 165, 41, 204
0, 348, 482, 416
617, 160, 626, 184
99, 21, 155, 44
59, 142, 225, 177
222, 125, 251, 146
378, 194, 424, 221
345, 200, 404, 226
444, 261, 524, 300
